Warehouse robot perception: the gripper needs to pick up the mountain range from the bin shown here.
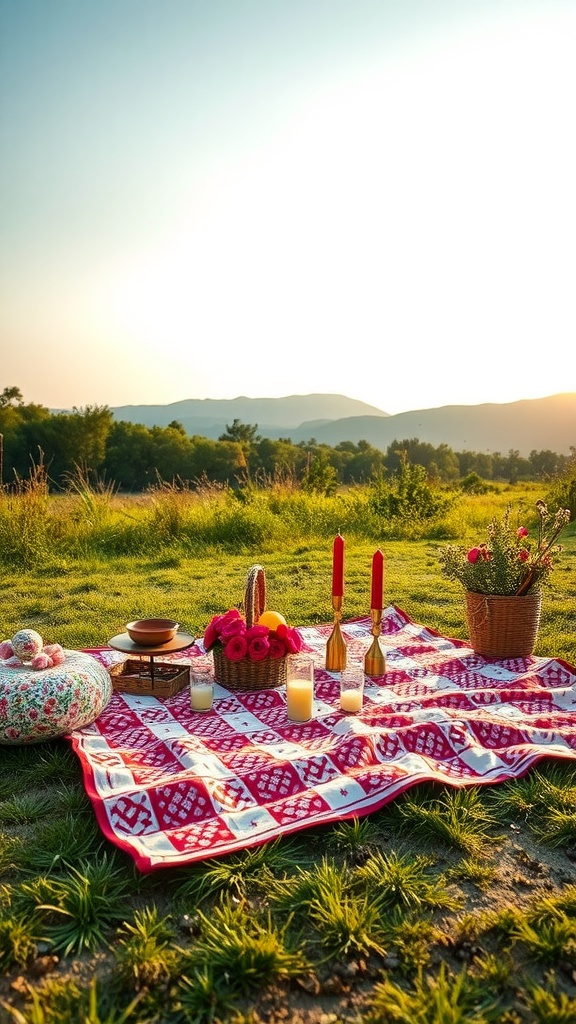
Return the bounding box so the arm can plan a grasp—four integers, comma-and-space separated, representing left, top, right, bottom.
110, 393, 576, 457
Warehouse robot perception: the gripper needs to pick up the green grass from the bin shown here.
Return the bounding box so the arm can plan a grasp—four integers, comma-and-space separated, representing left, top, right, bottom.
1, 486, 576, 1021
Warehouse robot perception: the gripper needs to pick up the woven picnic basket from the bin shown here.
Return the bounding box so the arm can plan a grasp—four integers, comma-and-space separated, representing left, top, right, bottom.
465, 589, 542, 659
212, 564, 288, 692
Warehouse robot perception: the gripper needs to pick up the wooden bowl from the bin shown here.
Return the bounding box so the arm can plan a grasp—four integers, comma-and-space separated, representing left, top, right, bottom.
126, 618, 180, 646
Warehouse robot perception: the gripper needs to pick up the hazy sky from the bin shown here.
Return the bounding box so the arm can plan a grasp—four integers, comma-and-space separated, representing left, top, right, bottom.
1, 0, 575, 414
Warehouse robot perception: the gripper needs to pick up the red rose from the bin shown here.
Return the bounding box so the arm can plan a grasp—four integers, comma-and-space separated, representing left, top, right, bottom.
248, 636, 270, 661
518, 549, 530, 562
203, 615, 221, 651
277, 624, 302, 654
224, 635, 248, 661
517, 526, 529, 538
245, 625, 269, 640
268, 636, 286, 659
467, 548, 480, 564
220, 618, 246, 641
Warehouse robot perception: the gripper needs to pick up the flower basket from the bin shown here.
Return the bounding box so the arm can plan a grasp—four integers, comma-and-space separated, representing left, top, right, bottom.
211, 565, 289, 692
465, 589, 542, 659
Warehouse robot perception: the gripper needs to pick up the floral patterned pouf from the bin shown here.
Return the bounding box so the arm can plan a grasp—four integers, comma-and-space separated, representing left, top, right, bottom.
0, 650, 112, 745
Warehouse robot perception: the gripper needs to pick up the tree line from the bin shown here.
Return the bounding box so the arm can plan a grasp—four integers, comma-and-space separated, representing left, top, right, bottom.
0, 387, 573, 492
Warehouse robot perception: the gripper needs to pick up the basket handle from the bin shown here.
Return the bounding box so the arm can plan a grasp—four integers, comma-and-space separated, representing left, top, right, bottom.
244, 564, 266, 628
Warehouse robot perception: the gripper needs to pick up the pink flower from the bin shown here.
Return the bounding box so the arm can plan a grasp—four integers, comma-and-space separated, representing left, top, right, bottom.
204, 609, 245, 650
277, 624, 303, 654
467, 548, 480, 564
224, 635, 248, 661
43, 644, 65, 665
517, 526, 529, 538
203, 614, 222, 651
32, 653, 53, 670
245, 625, 269, 640
268, 636, 286, 659
0, 640, 14, 659
220, 609, 242, 626
518, 549, 530, 562
248, 636, 270, 661
220, 619, 246, 641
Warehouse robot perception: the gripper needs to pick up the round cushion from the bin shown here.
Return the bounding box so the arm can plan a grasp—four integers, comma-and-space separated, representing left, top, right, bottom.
0, 650, 112, 745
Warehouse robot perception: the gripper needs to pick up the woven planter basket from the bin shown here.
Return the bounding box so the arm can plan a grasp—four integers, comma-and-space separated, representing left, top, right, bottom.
212, 565, 288, 692
465, 589, 542, 659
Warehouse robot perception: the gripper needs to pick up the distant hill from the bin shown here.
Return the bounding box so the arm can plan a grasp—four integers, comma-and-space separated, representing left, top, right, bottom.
109, 392, 576, 457
110, 394, 389, 435
284, 394, 575, 457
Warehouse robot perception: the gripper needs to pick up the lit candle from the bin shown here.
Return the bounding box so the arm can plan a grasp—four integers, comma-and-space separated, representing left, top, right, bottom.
332, 534, 345, 598
371, 548, 384, 610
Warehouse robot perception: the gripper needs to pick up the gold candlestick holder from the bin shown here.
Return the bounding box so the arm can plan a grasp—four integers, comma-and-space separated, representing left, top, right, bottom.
364, 607, 386, 677
325, 595, 347, 671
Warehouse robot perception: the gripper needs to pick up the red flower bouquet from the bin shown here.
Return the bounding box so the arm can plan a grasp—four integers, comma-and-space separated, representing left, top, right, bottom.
204, 607, 302, 662
204, 565, 302, 692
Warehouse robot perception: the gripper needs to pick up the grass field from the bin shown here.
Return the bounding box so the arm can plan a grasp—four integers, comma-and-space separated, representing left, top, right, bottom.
1, 484, 576, 1022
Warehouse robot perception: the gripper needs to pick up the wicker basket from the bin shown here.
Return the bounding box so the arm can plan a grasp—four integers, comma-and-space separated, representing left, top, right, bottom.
109, 659, 190, 697
212, 564, 288, 692
465, 589, 542, 659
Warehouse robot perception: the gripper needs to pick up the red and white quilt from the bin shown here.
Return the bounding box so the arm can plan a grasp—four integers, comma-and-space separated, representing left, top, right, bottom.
69, 606, 576, 872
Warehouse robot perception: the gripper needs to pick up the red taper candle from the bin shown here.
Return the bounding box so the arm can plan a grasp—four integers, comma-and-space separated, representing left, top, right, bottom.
371, 548, 384, 609
332, 534, 345, 598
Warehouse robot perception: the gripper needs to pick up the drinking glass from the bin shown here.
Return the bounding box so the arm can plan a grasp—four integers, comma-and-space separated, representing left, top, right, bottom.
190, 664, 214, 712
286, 655, 314, 722
339, 662, 364, 713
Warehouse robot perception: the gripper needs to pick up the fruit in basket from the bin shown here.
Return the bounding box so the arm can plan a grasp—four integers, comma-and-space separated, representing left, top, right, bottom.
257, 610, 287, 630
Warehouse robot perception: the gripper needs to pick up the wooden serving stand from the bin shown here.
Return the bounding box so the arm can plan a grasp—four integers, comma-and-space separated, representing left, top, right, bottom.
107, 632, 195, 696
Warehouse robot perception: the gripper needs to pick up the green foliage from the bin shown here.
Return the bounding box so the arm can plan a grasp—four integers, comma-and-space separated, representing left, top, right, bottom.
395, 786, 503, 856
366, 962, 500, 1023
354, 850, 460, 914
186, 896, 309, 993
368, 458, 453, 530
114, 906, 177, 990
0, 977, 147, 1024
36, 856, 132, 956
0, 913, 38, 971
488, 763, 576, 847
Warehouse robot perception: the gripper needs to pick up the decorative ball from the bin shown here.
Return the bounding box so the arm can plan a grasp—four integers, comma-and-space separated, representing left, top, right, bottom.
11, 629, 44, 663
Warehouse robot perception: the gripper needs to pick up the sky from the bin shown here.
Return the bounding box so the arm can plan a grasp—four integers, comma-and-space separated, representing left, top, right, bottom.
1, 0, 575, 416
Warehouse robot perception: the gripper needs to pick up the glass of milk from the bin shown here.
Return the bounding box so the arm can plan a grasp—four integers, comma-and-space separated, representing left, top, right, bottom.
190, 664, 214, 712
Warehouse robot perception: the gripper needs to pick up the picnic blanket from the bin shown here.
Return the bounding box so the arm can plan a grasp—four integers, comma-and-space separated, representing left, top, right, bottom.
69, 605, 576, 872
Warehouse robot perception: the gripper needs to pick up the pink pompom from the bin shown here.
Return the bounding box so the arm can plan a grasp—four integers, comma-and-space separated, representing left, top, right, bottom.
0, 640, 14, 660
43, 643, 66, 665
31, 652, 54, 670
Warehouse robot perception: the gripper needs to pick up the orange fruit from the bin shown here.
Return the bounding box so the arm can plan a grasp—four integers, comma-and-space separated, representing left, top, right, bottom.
257, 610, 287, 630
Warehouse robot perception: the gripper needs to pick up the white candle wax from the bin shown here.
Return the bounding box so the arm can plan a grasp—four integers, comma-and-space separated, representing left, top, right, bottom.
191, 682, 213, 711
340, 688, 363, 713
286, 678, 313, 722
